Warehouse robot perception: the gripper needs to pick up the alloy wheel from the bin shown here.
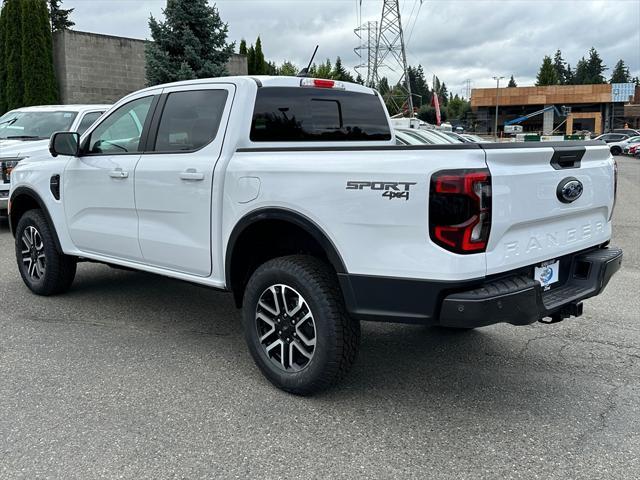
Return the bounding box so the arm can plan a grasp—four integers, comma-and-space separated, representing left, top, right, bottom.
21, 226, 46, 281
255, 284, 316, 372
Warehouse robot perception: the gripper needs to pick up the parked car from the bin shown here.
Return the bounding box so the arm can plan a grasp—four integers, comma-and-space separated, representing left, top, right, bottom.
0, 105, 109, 216
8, 76, 622, 394
629, 144, 639, 157
423, 128, 461, 143
606, 135, 640, 156
394, 129, 431, 145
461, 134, 491, 143
594, 133, 630, 144
439, 130, 470, 142
613, 128, 640, 137
621, 136, 640, 155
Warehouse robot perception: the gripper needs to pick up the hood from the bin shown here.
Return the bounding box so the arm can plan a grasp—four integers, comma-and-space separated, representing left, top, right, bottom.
0, 139, 49, 158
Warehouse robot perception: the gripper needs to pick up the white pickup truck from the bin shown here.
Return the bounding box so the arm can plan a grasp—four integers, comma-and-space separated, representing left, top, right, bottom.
0, 105, 108, 215
8, 76, 622, 394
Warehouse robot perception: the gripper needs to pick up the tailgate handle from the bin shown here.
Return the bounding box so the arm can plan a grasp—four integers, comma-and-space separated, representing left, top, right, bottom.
550, 146, 585, 170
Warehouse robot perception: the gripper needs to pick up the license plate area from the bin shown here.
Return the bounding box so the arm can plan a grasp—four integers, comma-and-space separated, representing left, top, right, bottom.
534, 259, 560, 290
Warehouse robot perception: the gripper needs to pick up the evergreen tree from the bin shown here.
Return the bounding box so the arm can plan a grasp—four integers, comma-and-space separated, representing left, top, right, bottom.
407, 65, 429, 106
633, 76, 640, 86
573, 57, 588, 84
314, 59, 332, 79
565, 64, 574, 84
146, 0, 234, 86
253, 36, 265, 74
610, 59, 631, 83
238, 39, 247, 55
22, 0, 58, 106
536, 55, 559, 86
0, 4, 7, 114
49, 0, 74, 32
246, 45, 255, 74
585, 47, 607, 84
377, 77, 390, 96
552, 49, 569, 84
277, 61, 298, 76
331, 56, 354, 82
507, 75, 517, 87
4, 0, 23, 110
355, 73, 364, 85
417, 105, 447, 124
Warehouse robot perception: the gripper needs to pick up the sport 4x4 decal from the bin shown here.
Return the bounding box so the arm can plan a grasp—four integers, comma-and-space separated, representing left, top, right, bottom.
346, 181, 417, 201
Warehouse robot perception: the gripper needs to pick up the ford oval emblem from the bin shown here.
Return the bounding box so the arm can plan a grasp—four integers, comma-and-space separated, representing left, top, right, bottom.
557, 177, 583, 204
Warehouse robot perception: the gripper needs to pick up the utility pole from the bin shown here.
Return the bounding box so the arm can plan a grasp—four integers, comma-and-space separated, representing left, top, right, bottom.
492, 76, 504, 141
372, 0, 414, 116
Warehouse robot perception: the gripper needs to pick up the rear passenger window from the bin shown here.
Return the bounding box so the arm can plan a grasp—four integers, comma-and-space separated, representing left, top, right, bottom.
154, 90, 228, 152
250, 87, 391, 142
77, 112, 103, 135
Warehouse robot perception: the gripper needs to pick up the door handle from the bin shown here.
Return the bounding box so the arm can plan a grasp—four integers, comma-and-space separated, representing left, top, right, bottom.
180, 168, 205, 181
109, 168, 129, 179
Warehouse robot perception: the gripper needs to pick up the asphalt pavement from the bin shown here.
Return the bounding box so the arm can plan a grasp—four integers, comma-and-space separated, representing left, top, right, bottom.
0, 156, 638, 479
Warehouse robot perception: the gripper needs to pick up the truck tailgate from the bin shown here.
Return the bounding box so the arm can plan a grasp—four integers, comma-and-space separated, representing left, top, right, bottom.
483, 143, 614, 275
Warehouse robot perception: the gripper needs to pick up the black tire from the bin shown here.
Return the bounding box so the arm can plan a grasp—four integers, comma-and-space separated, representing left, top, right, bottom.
242, 255, 360, 395
610, 146, 622, 156
15, 209, 77, 296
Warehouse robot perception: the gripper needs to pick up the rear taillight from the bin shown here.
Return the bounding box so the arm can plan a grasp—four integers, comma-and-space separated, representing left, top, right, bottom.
429, 169, 491, 254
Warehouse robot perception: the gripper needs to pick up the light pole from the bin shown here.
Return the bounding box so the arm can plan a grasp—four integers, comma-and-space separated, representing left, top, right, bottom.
492, 76, 504, 141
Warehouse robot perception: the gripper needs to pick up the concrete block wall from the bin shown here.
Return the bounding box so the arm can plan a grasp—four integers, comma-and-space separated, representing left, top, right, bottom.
53, 30, 248, 105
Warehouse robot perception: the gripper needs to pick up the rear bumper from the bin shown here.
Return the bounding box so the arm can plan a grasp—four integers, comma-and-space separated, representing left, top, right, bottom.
339, 246, 622, 328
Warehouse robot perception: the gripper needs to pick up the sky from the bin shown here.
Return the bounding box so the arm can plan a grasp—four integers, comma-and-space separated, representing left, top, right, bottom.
64, 0, 640, 97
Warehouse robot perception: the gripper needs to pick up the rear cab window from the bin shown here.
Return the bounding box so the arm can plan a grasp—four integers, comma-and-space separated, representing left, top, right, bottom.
250, 87, 391, 142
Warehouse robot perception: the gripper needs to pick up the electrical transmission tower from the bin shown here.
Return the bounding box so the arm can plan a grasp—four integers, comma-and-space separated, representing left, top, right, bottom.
354, 21, 378, 87
372, 0, 414, 116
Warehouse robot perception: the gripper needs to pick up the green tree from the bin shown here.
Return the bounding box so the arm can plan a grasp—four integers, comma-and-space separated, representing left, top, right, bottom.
585, 47, 607, 84
417, 105, 447, 124
49, 0, 74, 32
376, 77, 390, 96
146, 0, 234, 86
21, 0, 58, 106
238, 38, 247, 55
314, 59, 332, 79
536, 55, 559, 86
507, 75, 517, 87
355, 73, 364, 85
246, 45, 255, 74
552, 49, 569, 84
573, 57, 588, 84
4, 0, 24, 110
0, 4, 7, 114
610, 59, 631, 83
446, 95, 470, 121
633, 76, 640, 86
331, 56, 354, 82
253, 36, 265, 74
407, 65, 429, 107
277, 61, 298, 76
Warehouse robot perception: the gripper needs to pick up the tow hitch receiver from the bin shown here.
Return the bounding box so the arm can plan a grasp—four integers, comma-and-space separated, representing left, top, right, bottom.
539, 301, 583, 324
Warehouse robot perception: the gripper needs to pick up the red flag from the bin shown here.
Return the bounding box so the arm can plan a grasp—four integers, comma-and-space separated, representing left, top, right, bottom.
432, 94, 441, 126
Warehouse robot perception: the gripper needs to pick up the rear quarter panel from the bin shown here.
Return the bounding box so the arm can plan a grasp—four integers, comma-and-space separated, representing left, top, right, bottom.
222, 147, 488, 281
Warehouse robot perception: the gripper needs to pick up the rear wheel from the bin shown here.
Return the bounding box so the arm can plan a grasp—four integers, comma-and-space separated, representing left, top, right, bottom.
242, 255, 360, 395
15, 209, 76, 296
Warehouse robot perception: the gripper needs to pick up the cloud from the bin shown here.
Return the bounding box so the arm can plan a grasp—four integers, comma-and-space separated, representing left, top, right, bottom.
65, 0, 640, 96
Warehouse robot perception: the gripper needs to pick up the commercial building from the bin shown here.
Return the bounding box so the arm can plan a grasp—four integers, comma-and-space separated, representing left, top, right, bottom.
52, 30, 248, 104
471, 83, 639, 136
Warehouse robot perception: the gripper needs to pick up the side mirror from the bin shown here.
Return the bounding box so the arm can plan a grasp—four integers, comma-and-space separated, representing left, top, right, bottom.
49, 131, 80, 157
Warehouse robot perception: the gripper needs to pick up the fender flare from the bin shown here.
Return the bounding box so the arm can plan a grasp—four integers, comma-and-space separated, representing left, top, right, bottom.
9, 187, 64, 253
225, 207, 347, 288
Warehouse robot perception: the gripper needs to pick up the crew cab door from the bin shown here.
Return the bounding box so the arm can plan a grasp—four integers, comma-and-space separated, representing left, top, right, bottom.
134, 84, 234, 276
63, 93, 158, 260
484, 144, 615, 275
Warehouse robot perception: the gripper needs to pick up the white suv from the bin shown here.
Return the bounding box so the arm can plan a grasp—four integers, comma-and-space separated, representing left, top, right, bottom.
0, 105, 109, 215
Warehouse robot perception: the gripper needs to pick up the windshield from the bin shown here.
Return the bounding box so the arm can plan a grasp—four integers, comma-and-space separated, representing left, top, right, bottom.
0, 110, 78, 140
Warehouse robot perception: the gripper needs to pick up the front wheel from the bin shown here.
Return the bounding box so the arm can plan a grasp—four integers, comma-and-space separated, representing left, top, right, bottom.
610, 146, 622, 156
242, 255, 360, 395
15, 209, 77, 296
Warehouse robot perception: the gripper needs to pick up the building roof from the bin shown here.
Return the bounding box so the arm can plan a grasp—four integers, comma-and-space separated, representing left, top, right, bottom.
471, 84, 626, 108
